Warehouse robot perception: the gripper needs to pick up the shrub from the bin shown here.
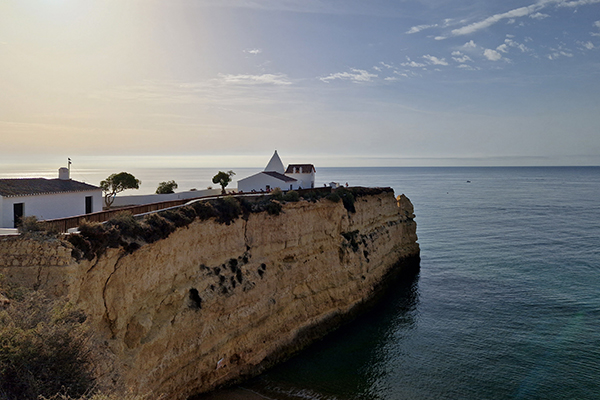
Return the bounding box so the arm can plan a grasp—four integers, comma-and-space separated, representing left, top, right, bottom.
68, 220, 119, 261
283, 190, 300, 202
178, 205, 198, 221
141, 213, 175, 243
214, 197, 242, 225
326, 192, 341, 203
191, 201, 217, 221
266, 201, 282, 216
105, 212, 142, 239
335, 188, 356, 213
270, 187, 283, 201
159, 209, 192, 228
0, 287, 93, 400
17, 216, 44, 233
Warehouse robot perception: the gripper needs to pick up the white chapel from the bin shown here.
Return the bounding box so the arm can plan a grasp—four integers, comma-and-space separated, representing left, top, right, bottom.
237, 151, 316, 193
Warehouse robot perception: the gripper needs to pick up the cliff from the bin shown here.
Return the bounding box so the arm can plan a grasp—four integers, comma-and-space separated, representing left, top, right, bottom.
0, 190, 419, 399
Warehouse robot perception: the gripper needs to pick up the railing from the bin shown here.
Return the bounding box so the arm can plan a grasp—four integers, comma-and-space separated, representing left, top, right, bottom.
40, 187, 333, 233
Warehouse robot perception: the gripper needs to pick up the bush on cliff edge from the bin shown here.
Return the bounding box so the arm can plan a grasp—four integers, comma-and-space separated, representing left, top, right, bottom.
0, 277, 94, 400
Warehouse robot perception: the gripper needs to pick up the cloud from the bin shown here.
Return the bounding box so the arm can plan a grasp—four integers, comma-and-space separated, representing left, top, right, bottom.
451, 51, 473, 63
401, 58, 426, 68
406, 24, 438, 34
244, 48, 262, 55
558, 0, 600, 7
320, 68, 377, 83
547, 48, 574, 59
593, 21, 600, 36
451, 4, 542, 36
530, 12, 550, 19
580, 41, 595, 49
457, 64, 479, 70
447, 0, 600, 38
218, 73, 292, 85
423, 54, 449, 66
484, 49, 502, 61
497, 44, 509, 53
380, 61, 394, 69
497, 38, 531, 54
463, 40, 477, 48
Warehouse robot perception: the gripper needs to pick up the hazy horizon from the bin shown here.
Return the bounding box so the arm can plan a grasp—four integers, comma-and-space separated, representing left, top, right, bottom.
2, 0, 600, 167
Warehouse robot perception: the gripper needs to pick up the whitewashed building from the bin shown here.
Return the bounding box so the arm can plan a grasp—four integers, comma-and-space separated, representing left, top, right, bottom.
237, 151, 316, 193
285, 164, 316, 189
0, 168, 102, 228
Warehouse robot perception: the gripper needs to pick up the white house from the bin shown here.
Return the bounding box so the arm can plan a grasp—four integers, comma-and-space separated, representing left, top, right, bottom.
237, 151, 316, 193
0, 167, 102, 228
285, 164, 316, 189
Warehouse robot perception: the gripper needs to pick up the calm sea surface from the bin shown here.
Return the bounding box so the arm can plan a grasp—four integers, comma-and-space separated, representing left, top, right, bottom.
228, 167, 600, 400
5, 166, 599, 399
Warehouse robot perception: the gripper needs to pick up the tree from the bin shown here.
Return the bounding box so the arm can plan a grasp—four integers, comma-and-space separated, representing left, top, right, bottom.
156, 180, 178, 194
212, 170, 235, 195
100, 172, 141, 207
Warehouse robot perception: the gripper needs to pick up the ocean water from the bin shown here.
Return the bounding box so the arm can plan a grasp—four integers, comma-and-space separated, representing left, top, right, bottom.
221, 167, 600, 400
5, 165, 600, 399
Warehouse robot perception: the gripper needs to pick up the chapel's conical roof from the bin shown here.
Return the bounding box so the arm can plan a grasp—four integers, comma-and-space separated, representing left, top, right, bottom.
264, 150, 285, 174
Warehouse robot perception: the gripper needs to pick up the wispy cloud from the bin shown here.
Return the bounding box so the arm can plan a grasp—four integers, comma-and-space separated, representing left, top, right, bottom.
244, 48, 262, 55
423, 54, 448, 66
320, 68, 377, 83
547, 44, 574, 59
401, 57, 426, 68
451, 51, 473, 63
218, 73, 292, 85
530, 11, 550, 19
579, 41, 595, 50
406, 24, 438, 34
451, 4, 543, 36
558, 0, 600, 7
446, 0, 600, 37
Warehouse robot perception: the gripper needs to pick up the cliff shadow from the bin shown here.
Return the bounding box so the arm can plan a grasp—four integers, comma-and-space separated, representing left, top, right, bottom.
194, 258, 421, 400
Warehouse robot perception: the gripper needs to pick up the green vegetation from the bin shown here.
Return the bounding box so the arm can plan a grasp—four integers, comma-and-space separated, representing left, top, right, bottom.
155, 180, 178, 194
212, 170, 235, 195
68, 187, 392, 260
283, 190, 300, 202
0, 278, 92, 400
336, 188, 356, 213
100, 172, 141, 208
16, 216, 60, 238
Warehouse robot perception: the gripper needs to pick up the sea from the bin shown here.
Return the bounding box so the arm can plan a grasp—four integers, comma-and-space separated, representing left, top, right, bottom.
4, 166, 600, 399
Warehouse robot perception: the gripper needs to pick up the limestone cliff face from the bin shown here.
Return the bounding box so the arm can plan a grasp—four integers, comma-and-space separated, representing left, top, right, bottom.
0, 191, 419, 399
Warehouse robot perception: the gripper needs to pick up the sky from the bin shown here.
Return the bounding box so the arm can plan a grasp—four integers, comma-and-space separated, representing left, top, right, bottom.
1, 0, 600, 168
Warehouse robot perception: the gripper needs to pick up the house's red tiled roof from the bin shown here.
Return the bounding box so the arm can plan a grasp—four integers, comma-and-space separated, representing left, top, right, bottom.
0, 178, 100, 197
285, 164, 316, 174
262, 171, 297, 182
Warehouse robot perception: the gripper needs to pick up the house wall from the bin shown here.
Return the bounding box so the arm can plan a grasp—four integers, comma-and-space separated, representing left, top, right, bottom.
285, 172, 315, 189
111, 189, 222, 208
237, 173, 298, 192
0, 190, 102, 228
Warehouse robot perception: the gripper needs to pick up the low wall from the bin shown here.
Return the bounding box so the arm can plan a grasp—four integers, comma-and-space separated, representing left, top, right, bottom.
111, 189, 222, 207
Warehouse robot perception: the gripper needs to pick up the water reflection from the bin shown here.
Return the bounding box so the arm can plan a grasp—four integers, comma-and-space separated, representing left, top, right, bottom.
238, 268, 421, 400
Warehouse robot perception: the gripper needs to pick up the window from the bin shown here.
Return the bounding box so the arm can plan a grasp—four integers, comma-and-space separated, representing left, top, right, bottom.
85, 196, 93, 214
13, 203, 24, 228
